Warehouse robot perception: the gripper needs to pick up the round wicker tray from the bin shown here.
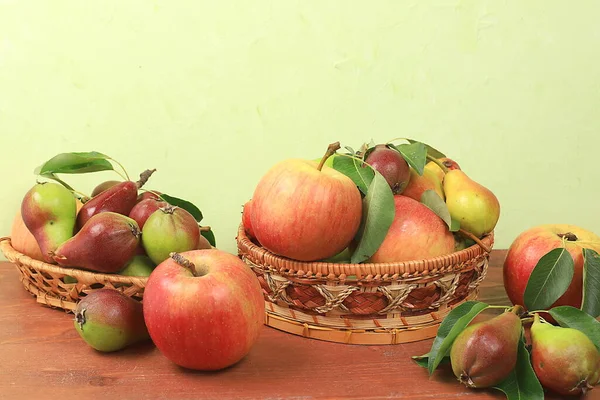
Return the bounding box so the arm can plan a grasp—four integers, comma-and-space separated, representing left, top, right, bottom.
237, 225, 494, 345
0, 237, 147, 312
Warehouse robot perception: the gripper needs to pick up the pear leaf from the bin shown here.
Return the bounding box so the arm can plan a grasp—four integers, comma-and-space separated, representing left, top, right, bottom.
201, 227, 216, 247
523, 248, 574, 311
35, 152, 114, 175
549, 306, 600, 351
427, 300, 489, 375
332, 156, 374, 195
407, 139, 446, 159
159, 194, 203, 222
582, 248, 600, 318
349, 171, 395, 264
492, 331, 544, 400
420, 189, 453, 230
450, 218, 460, 232
392, 142, 427, 175
411, 352, 450, 368
344, 146, 356, 155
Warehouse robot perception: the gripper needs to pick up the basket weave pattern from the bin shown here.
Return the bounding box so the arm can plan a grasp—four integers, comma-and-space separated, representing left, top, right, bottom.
237, 225, 493, 344
0, 237, 147, 311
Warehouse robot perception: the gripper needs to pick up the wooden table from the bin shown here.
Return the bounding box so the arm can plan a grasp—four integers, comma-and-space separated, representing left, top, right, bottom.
0, 251, 596, 400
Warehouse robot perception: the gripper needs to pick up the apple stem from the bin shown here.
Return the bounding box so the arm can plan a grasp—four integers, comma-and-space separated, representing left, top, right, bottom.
317, 142, 341, 171
170, 252, 198, 276
426, 155, 449, 174
136, 169, 157, 189
458, 228, 491, 253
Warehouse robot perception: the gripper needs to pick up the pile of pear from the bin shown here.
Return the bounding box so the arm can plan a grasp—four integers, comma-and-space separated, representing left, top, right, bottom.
19, 177, 211, 278
449, 308, 600, 396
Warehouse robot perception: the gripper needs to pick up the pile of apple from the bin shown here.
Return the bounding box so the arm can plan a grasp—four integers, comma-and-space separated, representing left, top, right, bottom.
242, 140, 500, 265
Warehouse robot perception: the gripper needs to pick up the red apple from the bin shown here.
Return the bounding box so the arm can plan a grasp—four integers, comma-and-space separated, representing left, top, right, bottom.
137, 191, 162, 203
143, 249, 264, 371
503, 224, 600, 310
129, 198, 168, 229
251, 158, 362, 261
368, 195, 455, 263
242, 200, 256, 239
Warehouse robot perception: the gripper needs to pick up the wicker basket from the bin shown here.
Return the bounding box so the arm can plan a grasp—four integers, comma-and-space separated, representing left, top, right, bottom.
237, 225, 494, 345
0, 237, 147, 312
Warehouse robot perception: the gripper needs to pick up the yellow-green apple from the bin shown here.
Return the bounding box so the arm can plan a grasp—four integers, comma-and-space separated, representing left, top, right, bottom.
143, 250, 264, 371
424, 157, 461, 183
503, 224, 600, 310
402, 168, 445, 202
364, 144, 410, 194
368, 195, 455, 263
251, 147, 362, 261
242, 200, 256, 239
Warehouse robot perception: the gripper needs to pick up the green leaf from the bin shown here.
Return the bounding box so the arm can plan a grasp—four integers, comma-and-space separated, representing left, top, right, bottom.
411, 353, 450, 369
549, 306, 600, 351
393, 142, 427, 175
201, 228, 216, 247
407, 139, 446, 159
349, 171, 395, 264
450, 218, 460, 232
420, 190, 453, 230
492, 331, 544, 400
332, 156, 375, 195
427, 300, 489, 375
344, 146, 355, 155
160, 194, 204, 222
523, 248, 575, 311
35, 152, 114, 175
582, 249, 600, 318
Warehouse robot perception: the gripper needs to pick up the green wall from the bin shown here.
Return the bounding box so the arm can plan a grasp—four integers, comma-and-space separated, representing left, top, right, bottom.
1, 1, 599, 258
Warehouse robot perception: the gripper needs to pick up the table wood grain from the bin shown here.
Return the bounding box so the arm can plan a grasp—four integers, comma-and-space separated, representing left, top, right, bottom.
0, 251, 596, 400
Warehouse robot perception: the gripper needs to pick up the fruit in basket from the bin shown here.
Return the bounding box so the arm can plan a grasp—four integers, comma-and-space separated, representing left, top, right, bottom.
503, 225, 600, 311
530, 313, 600, 396
368, 195, 455, 263
91, 180, 121, 197
444, 170, 499, 238
251, 143, 362, 261
142, 205, 200, 265
53, 212, 141, 273
119, 255, 155, 277
364, 144, 410, 194
450, 307, 522, 388
137, 190, 162, 203
76, 169, 155, 230
242, 200, 256, 239
197, 234, 212, 250
402, 169, 445, 202
143, 250, 264, 370
424, 157, 461, 183
10, 209, 44, 261
129, 198, 168, 229
21, 182, 77, 264
74, 289, 150, 352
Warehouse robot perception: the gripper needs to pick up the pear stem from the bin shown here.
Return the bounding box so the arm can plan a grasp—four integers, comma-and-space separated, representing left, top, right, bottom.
137, 169, 157, 189
426, 155, 449, 173
317, 142, 341, 171
108, 157, 130, 181
457, 229, 491, 253
199, 226, 211, 232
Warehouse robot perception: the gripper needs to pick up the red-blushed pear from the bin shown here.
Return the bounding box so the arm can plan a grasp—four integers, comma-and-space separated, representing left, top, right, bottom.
503, 224, 600, 311
91, 180, 122, 197
368, 195, 455, 263
129, 198, 168, 229
402, 168, 445, 202
364, 144, 410, 194
250, 142, 362, 261
143, 250, 264, 371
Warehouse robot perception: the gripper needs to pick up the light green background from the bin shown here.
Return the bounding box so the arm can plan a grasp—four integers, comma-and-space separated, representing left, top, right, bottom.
1, 1, 599, 258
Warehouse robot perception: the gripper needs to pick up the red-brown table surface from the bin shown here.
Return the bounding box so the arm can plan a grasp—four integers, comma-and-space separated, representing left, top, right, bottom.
0, 252, 597, 400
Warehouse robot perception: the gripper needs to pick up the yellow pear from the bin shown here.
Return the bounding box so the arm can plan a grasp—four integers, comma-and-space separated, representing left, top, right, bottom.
444, 170, 500, 237
403, 168, 445, 201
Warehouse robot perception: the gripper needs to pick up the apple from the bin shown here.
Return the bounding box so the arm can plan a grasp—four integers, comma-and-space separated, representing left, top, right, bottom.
368, 195, 455, 263
143, 249, 264, 371
137, 191, 162, 203
424, 157, 461, 183
503, 224, 600, 310
242, 200, 256, 239
402, 168, 445, 202
251, 155, 362, 261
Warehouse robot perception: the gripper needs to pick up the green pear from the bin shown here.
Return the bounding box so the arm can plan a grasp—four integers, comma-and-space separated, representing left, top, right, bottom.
450, 307, 522, 388
531, 314, 600, 396
119, 255, 155, 277
74, 289, 150, 352
21, 182, 77, 263
444, 170, 500, 238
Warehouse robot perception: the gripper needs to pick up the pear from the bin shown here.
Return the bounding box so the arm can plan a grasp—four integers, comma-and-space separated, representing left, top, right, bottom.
74, 289, 150, 352
531, 314, 600, 396
129, 198, 168, 229
119, 255, 155, 277
444, 170, 500, 238
21, 182, 77, 263
90, 180, 122, 197
364, 144, 411, 194
53, 212, 141, 273
424, 157, 461, 183
450, 307, 522, 388
142, 205, 200, 265
402, 168, 445, 201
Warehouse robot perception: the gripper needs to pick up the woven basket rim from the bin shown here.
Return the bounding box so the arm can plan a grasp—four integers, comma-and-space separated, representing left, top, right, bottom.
237, 224, 494, 278
0, 237, 149, 285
